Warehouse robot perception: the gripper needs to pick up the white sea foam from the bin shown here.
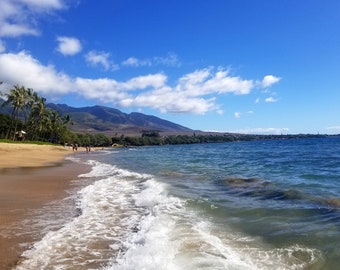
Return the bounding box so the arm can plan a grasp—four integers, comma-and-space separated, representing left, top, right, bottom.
16, 159, 322, 270
16, 160, 153, 269
103, 177, 184, 270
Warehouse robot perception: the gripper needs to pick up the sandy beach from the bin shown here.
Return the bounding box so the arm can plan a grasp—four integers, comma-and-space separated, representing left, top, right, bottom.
0, 143, 72, 169
0, 143, 90, 269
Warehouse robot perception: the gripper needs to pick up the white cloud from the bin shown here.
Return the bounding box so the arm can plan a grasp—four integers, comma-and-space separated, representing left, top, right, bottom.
122, 57, 152, 67
0, 51, 73, 94
231, 127, 289, 135
216, 109, 224, 115
85, 50, 118, 70
20, 0, 64, 10
122, 53, 180, 67
234, 112, 241, 119
265, 97, 278, 103
0, 51, 280, 115
56, 36, 82, 56
74, 78, 127, 101
122, 74, 167, 90
121, 88, 217, 114
176, 67, 254, 96
259, 75, 281, 88
154, 52, 181, 67
0, 0, 65, 37
122, 57, 139, 67
234, 110, 253, 119
0, 23, 39, 37
326, 126, 340, 132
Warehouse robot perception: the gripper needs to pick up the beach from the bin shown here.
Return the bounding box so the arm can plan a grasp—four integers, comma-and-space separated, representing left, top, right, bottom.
0, 143, 72, 169
0, 143, 90, 269
1, 139, 339, 269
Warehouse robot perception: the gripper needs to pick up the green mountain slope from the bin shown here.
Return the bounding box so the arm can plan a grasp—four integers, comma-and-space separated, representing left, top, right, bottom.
46, 103, 193, 135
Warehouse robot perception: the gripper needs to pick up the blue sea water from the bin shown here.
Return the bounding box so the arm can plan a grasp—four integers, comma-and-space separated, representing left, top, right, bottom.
16, 137, 340, 269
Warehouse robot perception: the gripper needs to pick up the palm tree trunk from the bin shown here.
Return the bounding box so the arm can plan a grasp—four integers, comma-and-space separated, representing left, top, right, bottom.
12, 110, 19, 141
6, 108, 16, 139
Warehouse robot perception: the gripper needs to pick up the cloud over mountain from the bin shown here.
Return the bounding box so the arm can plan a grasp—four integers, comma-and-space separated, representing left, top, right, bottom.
0, 50, 280, 115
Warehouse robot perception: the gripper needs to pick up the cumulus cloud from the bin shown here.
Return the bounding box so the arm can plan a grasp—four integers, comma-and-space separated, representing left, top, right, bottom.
56, 36, 82, 56
119, 87, 217, 114
176, 67, 254, 96
259, 75, 281, 88
0, 50, 280, 115
0, 51, 73, 94
85, 50, 118, 70
0, 0, 65, 37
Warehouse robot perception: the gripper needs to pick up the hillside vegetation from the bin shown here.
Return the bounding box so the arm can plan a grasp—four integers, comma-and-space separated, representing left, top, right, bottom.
46, 103, 192, 135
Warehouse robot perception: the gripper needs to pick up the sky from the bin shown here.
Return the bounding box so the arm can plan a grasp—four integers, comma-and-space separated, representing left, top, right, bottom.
0, 0, 340, 134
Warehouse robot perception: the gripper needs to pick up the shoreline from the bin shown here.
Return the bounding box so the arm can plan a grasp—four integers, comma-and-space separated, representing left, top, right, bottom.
0, 143, 91, 269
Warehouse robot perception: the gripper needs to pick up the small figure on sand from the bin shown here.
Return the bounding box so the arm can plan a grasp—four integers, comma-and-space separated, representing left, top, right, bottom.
72, 143, 78, 152
86, 145, 91, 153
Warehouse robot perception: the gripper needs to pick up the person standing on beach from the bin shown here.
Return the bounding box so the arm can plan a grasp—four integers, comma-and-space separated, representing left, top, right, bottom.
72, 143, 78, 152
86, 145, 91, 153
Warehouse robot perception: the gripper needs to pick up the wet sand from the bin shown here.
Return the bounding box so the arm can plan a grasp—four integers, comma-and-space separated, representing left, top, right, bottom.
0, 143, 91, 269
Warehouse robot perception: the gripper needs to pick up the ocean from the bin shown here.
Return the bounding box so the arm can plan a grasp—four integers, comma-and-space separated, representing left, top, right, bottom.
15, 137, 340, 269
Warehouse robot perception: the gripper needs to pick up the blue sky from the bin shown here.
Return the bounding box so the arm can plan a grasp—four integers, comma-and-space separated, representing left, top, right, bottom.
0, 0, 340, 134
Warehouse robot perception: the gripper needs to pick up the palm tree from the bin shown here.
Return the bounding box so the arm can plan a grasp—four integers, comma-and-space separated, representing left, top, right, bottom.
23, 88, 36, 124
50, 112, 73, 143
2, 85, 33, 140
50, 110, 61, 141
28, 96, 52, 141
1, 84, 73, 143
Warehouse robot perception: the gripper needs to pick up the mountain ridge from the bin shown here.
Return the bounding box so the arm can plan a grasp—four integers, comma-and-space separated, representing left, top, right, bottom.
46, 103, 193, 135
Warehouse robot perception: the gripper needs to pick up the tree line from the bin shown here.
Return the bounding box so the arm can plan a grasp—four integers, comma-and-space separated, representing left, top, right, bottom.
112, 131, 332, 147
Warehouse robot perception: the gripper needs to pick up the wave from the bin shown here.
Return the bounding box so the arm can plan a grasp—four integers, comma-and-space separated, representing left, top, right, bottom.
16, 160, 153, 269
16, 159, 323, 270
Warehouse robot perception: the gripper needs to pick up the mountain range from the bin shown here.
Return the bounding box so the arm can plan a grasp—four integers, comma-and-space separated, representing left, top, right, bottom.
47, 103, 194, 135
0, 98, 193, 136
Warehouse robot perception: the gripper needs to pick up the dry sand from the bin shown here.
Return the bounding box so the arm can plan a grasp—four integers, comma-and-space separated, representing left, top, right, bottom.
0, 143, 90, 269
0, 142, 73, 169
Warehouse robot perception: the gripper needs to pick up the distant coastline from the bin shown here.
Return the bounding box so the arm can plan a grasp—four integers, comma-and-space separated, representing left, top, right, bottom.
112, 131, 340, 147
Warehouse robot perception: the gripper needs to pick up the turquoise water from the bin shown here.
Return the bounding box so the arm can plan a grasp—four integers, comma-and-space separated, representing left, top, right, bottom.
16, 137, 340, 269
